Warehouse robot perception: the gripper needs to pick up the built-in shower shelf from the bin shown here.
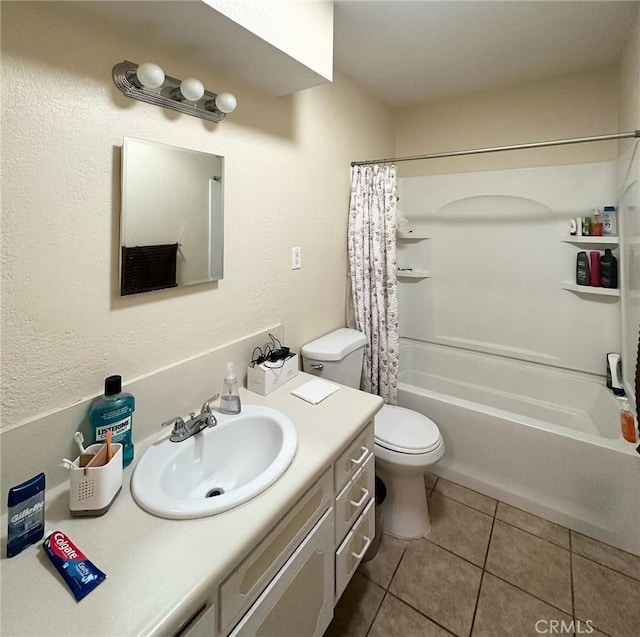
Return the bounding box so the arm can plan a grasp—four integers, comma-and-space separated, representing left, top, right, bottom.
397, 231, 430, 240
398, 269, 432, 279
561, 282, 620, 297
561, 236, 619, 245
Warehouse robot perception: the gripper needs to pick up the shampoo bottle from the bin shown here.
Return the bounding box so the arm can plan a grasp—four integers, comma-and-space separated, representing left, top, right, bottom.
600, 249, 618, 288
576, 251, 590, 286
88, 375, 135, 467
220, 362, 241, 415
589, 251, 601, 287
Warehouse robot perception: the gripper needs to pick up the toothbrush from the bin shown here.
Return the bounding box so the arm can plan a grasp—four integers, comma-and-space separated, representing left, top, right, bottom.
74, 431, 86, 454
58, 459, 78, 470
105, 430, 113, 463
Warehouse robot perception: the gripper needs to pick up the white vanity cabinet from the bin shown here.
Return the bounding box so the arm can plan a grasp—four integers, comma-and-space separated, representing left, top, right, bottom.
186, 422, 377, 637
332, 423, 375, 601
218, 470, 334, 636
228, 509, 335, 637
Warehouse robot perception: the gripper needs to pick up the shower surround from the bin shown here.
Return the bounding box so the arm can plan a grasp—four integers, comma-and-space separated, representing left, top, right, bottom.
395, 159, 639, 555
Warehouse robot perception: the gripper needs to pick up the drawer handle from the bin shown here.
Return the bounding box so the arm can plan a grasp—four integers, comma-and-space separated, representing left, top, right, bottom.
350, 446, 368, 467
349, 487, 369, 508
351, 535, 372, 560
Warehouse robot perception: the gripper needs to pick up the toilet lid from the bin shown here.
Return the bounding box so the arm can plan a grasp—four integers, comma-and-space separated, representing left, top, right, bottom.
375, 405, 442, 454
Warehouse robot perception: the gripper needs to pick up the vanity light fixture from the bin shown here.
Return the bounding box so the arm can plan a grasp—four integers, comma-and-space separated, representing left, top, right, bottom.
112, 60, 237, 123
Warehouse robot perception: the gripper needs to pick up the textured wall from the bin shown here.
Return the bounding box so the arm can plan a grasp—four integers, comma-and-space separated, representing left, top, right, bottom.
0, 2, 394, 430
394, 66, 619, 178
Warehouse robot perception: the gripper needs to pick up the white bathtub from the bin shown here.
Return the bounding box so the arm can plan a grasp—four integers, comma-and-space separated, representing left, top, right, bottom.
398, 339, 640, 556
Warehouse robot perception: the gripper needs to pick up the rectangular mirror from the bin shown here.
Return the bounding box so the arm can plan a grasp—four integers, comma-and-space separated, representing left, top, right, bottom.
120, 137, 224, 296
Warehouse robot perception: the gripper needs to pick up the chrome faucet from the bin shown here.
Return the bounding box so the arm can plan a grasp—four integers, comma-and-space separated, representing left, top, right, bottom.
162, 394, 219, 443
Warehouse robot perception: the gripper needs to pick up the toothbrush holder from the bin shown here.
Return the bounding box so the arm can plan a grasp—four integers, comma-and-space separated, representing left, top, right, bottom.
69, 443, 123, 517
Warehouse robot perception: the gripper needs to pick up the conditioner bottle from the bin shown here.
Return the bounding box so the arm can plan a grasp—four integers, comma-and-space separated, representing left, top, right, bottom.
600, 249, 618, 288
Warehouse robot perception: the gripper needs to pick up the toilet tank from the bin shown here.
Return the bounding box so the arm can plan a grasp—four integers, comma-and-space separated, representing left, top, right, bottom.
301, 328, 367, 389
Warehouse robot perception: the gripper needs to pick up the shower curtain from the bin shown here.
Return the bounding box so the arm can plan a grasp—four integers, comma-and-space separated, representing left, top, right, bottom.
347, 163, 399, 404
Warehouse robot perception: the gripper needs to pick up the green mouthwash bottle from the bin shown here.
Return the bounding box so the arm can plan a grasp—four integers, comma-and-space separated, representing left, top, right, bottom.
89, 375, 135, 467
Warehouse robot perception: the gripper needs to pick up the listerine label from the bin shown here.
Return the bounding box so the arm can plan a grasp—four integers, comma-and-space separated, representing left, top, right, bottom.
95, 416, 131, 443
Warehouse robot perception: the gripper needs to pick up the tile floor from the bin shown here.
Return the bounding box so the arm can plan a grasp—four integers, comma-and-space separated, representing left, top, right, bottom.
324, 474, 640, 637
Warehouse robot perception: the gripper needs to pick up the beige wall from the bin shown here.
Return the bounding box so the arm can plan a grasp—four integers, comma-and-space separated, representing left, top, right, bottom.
0, 2, 394, 430
394, 66, 619, 178
618, 7, 640, 134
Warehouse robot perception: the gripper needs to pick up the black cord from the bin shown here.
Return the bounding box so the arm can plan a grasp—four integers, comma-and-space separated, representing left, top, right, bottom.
251, 346, 266, 367
269, 333, 282, 349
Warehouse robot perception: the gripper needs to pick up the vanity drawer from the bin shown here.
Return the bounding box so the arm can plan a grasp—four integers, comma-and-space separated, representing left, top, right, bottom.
219, 468, 333, 635
335, 453, 374, 546
335, 499, 375, 601
334, 422, 374, 493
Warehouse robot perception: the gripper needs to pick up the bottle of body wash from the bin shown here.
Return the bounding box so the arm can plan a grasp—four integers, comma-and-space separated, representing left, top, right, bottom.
619, 398, 637, 443
88, 375, 135, 467
602, 205, 617, 236
591, 208, 603, 236
220, 362, 241, 415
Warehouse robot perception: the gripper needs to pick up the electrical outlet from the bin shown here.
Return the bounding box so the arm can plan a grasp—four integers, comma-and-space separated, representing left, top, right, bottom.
291, 247, 301, 270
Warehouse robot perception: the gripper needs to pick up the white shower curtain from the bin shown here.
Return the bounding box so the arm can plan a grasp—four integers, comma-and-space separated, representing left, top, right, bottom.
347, 164, 399, 404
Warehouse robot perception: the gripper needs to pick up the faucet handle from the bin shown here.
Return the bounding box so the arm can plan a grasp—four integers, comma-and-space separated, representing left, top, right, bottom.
200, 394, 220, 428
162, 416, 187, 436
200, 394, 220, 415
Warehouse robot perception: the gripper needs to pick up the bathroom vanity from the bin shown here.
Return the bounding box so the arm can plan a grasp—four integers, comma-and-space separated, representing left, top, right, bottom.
0, 373, 382, 637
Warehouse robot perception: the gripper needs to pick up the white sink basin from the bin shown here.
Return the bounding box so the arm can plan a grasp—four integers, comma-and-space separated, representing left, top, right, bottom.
132, 405, 298, 519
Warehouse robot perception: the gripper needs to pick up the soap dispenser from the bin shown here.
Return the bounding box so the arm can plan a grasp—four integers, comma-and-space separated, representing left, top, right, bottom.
220, 362, 241, 415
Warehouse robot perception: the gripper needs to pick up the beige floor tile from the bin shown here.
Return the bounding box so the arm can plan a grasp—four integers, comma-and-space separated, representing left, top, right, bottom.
472, 573, 573, 637
584, 628, 613, 637
485, 520, 572, 613
369, 593, 454, 637
358, 532, 408, 589
496, 502, 570, 550
390, 538, 482, 637
434, 479, 497, 516
572, 531, 640, 581
424, 472, 438, 491
426, 492, 493, 566
324, 573, 385, 637
573, 554, 640, 637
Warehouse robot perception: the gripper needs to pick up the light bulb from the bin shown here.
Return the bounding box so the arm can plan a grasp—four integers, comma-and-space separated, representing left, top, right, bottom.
180, 78, 205, 102
135, 62, 165, 89
214, 92, 237, 114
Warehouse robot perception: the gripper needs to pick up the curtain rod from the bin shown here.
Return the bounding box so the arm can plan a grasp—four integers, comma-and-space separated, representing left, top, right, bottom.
351, 130, 640, 167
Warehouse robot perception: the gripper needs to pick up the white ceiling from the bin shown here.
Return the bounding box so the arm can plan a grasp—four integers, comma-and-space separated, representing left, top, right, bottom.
333, 1, 639, 107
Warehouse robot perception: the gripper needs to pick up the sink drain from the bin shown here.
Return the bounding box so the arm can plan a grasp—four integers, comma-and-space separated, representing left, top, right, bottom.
205, 488, 224, 498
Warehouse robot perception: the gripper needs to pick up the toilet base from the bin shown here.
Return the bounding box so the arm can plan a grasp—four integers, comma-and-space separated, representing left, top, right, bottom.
377, 469, 430, 539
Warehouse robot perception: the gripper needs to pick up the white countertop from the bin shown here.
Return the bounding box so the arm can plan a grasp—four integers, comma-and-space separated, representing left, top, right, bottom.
0, 373, 383, 637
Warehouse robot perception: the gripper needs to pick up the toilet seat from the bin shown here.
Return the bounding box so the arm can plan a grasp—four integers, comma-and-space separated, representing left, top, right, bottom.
375, 405, 442, 454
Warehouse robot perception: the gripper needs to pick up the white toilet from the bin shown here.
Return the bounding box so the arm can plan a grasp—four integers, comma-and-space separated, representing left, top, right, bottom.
301, 328, 444, 538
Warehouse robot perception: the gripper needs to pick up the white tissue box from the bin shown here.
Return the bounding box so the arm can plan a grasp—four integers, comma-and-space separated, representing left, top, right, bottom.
247, 354, 299, 396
